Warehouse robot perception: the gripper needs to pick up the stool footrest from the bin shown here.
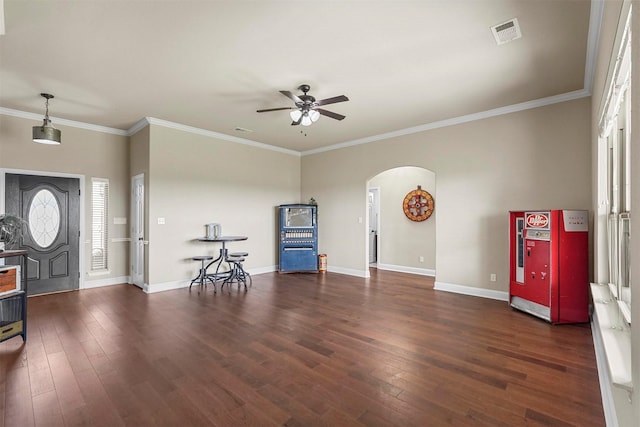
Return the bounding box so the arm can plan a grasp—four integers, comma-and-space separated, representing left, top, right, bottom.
221, 254, 251, 291
190, 255, 216, 293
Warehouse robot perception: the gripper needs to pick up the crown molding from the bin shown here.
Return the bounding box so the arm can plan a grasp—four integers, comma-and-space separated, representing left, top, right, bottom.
1, 2, 602, 157
584, 0, 605, 93
301, 89, 591, 156
1, 88, 592, 158
1, 88, 592, 157
129, 117, 300, 156
127, 117, 150, 136
0, 106, 128, 136
302, 0, 603, 157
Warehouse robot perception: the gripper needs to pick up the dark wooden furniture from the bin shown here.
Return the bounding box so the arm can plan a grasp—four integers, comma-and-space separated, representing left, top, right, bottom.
0, 249, 28, 343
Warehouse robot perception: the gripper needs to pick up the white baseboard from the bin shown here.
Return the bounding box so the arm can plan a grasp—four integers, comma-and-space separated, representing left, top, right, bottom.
590, 307, 620, 427
83, 275, 130, 289
434, 281, 509, 301
376, 263, 435, 277
143, 280, 188, 294
246, 265, 277, 275
142, 267, 278, 293
328, 265, 369, 278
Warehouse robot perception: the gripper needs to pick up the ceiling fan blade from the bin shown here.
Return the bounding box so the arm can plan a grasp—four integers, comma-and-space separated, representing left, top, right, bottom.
316, 95, 349, 106
280, 90, 303, 104
256, 107, 294, 113
316, 108, 346, 121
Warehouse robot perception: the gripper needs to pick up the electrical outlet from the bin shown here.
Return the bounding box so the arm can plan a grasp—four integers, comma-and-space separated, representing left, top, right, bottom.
157, 217, 165, 225
419, 256, 424, 263
490, 273, 497, 282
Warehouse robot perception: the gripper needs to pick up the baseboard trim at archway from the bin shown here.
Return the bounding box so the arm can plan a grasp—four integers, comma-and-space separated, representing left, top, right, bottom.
434, 281, 508, 301
376, 263, 435, 277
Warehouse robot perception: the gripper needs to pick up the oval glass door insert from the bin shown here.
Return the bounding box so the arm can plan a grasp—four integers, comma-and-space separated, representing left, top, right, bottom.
28, 189, 61, 248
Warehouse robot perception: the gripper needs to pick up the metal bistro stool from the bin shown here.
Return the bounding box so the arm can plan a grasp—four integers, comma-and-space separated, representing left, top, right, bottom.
190, 255, 216, 292
222, 252, 251, 291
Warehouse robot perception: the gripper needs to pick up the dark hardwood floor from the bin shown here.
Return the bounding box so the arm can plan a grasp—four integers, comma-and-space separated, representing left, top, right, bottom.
0, 269, 604, 426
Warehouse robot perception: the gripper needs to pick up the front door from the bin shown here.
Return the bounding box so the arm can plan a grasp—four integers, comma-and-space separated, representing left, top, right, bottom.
5, 174, 80, 295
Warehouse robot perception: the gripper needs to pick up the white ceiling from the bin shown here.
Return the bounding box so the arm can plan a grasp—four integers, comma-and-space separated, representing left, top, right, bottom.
0, 0, 594, 153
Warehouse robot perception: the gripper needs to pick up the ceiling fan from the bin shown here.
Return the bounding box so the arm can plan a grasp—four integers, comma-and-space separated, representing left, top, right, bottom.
257, 84, 349, 126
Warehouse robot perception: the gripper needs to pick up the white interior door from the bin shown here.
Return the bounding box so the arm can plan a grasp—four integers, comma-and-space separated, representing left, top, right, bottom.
130, 174, 145, 288
368, 188, 379, 264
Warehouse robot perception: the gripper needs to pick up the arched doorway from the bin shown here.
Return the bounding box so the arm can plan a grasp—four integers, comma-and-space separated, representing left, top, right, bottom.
367, 166, 436, 278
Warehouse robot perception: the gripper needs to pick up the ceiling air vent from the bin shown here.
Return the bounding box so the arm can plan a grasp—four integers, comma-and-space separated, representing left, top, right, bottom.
491, 18, 521, 45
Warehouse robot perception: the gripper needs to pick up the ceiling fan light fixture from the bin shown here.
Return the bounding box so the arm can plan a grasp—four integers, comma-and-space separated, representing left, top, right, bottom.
259, 84, 348, 127
309, 109, 320, 122
290, 110, 302, 122
32, 93, 61, 145
301, 112, 313, 127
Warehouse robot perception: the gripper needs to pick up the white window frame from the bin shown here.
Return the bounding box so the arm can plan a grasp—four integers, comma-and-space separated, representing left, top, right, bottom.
600, 13, 632, 325
592, 6, 633, 395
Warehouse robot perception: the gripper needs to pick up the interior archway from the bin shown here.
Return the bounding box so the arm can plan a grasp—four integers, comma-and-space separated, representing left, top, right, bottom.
366, 166, 436, 280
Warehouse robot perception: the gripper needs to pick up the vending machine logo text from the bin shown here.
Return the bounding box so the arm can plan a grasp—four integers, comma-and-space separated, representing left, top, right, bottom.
526, 213, 549, 228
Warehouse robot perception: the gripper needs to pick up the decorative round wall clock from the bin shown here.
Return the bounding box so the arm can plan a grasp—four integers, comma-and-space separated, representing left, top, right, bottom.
402, 185, 434, 222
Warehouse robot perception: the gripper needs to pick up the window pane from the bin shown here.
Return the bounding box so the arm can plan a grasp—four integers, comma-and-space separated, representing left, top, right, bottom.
608, 214, 618, 285
618, 213, 631, 312
28, 189, 61, 248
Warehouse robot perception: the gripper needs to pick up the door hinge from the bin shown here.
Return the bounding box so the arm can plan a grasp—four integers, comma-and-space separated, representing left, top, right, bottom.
79, 189, 81, 196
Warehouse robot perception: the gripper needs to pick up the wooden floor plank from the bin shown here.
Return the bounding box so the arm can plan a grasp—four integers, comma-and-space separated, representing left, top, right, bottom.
31, 389, 64, 427
0, 269, 605, 426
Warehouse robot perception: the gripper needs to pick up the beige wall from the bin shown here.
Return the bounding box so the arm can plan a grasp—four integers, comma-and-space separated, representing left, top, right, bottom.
369, 166, 436, 271
145, 124, 300, 288
0, 114, 130, 283
130, 125, 150, 178
302, 97, 591, 290
1, 115, 302, 291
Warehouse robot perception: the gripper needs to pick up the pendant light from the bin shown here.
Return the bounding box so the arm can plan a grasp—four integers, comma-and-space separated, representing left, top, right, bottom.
32, 93, 61, 145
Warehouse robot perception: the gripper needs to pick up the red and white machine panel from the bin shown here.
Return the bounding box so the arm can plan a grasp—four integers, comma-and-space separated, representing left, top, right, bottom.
509, 210, 589, 324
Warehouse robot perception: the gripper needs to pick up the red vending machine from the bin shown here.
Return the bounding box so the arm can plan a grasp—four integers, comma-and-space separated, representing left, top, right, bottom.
509, 210, 589, 324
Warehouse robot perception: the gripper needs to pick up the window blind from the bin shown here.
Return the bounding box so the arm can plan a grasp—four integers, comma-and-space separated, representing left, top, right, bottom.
91, 178, 109, 271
